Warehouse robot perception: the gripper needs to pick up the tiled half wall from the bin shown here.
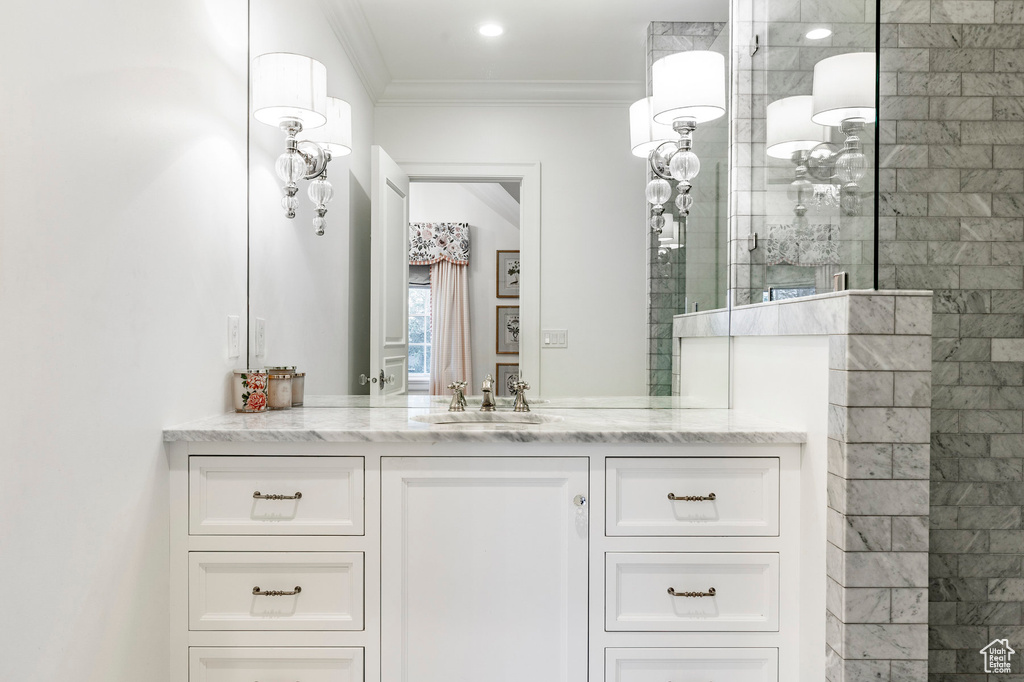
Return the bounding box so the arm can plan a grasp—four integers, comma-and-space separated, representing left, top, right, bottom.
675, 290, 933, 681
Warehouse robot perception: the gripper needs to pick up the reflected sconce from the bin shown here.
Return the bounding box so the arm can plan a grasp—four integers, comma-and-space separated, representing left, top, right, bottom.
811, 52, 876, 216
766, 96, 831, 218
640, 50, 726, 234
253, 52, 353, 236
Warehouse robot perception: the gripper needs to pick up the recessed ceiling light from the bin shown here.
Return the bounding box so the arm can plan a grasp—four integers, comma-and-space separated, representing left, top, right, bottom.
478, 23, 504, 37
806, 28, 832, 40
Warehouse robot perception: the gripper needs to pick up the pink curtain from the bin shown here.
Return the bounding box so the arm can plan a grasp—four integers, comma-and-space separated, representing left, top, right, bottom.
429, 260, 473, 395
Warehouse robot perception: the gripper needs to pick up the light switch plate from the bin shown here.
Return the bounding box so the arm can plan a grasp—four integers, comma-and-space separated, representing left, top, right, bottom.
255, 318, 266, 357
542, 329, 568, 348
227, 315, 240, 358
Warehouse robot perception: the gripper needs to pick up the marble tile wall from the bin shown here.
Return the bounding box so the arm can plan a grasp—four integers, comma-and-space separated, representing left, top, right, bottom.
825, 294, 932, 682
647, 22, 730, 396
876, 2, 1024, 679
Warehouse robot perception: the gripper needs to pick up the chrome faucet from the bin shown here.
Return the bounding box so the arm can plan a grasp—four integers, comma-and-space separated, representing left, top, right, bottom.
511, 379, 531, 413
447, 381, 467, 412
480, 374, 496, 412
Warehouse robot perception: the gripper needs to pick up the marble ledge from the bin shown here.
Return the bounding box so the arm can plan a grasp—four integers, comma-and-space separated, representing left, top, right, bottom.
163, 406, 806, 445
675, 289, 933, 339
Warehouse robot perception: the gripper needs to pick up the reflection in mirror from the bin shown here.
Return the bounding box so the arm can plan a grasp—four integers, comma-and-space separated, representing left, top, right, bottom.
729, 0, 879, 307
644, 22, 731, 396
249, 0, 731, 404
407, 182, 521, 398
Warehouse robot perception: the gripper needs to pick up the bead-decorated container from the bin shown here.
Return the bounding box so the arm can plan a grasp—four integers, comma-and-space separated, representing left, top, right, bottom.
232, 370, 269, 413
291, 372, 306, 406
267, 373, 293, 410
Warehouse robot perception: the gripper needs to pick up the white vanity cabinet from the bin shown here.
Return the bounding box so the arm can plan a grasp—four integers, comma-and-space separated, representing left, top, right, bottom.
168, 439, 803, 682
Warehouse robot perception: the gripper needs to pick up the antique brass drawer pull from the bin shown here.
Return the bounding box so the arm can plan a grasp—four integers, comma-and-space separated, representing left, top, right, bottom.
667, 586, 716, 598
253, 491, 303, 500
667, 492, 716, 502
252, 585, 302, 596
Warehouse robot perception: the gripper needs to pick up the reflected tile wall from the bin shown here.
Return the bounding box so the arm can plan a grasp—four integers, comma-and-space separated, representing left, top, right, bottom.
731, 0, 878, 306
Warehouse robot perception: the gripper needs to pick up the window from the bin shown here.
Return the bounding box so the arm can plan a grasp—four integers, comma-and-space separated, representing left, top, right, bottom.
408, 285, 432, 383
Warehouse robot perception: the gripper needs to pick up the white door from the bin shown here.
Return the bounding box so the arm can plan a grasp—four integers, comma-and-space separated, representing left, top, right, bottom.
381, 457, 589, 682
369, 146, 410, 403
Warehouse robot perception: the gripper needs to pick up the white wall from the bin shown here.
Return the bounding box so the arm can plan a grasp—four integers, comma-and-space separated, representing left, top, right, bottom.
730, 336, 829, 682
376, 105, 647, 396
0, 1, 248, 679
410, 183, 521, 393
249, 0, 374, 394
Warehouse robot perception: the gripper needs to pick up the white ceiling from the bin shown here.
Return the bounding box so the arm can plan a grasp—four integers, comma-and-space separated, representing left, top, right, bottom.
323, 0, 729, 103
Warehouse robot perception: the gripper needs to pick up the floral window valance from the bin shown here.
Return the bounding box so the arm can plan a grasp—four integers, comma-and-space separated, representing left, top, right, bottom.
763, 222, 840, 267
409, 222, 470, 265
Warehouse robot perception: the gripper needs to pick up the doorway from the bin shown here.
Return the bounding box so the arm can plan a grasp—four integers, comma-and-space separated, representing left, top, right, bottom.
406, 181, 523, 397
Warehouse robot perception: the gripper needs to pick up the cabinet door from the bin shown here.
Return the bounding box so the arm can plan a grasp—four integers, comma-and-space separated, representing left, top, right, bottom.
382, 457, 589, 682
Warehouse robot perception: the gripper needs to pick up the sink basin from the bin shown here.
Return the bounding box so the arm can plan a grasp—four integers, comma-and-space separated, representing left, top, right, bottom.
411, 412, 564, 426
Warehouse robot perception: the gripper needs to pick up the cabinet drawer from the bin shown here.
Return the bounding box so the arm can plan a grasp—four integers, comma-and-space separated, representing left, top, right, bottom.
606, 457, 779, 536
606, 553, 779, 631
188, 552, 363, 630
606, 648, 778, 682
189, 647, 363, 682
189, 456, 364, 535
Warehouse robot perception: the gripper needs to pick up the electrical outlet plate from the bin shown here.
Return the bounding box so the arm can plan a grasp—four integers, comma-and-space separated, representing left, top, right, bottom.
542, 329, 568, 348
227, 315, 240, 358
255, 318, 266, 357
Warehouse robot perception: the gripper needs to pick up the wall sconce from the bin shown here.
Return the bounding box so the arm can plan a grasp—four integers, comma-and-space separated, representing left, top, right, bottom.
766, 95, 830, 218
639, 51, 725, 235
253, 52, 352, 236
811, 52, 876, 216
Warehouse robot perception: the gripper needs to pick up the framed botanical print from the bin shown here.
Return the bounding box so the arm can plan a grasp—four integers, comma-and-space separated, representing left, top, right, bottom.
495, 363, 520, 398
496, 305, 520, 354
496, 250, 520, 298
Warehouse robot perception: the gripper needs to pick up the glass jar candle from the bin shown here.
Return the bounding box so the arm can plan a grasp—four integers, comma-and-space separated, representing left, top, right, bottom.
291, 372, 306, 406
232, 369, 269, 413
267, 373, 293, 410
266, 365, 296, 376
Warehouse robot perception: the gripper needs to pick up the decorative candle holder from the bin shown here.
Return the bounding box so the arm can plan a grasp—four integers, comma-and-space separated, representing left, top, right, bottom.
268, 373, 293, 410
291, 372, 306, 406
232, 370, 269, 413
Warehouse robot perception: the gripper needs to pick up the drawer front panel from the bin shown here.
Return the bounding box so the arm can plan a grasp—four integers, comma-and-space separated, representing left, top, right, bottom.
606, 648, 778, 682
189, 647, 363, 682
606, 553, 779, 632
189, 456, 364, 535
606, 457, 779, 536
188, 552, 364, 630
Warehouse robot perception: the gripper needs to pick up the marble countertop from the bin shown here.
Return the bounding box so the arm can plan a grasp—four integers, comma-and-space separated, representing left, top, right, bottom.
163, 404, 806, 444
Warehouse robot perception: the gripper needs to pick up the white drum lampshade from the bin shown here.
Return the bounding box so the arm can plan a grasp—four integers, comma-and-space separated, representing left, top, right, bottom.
252, 52, 328, 129
629, 97, 676, 158
652, 51, 726, 125
299, 97, 353, 157
811, 52, 876, 127
766, 96, 829, 159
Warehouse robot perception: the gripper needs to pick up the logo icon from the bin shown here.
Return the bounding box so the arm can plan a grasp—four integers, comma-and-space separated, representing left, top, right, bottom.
981, 639, 1016, 674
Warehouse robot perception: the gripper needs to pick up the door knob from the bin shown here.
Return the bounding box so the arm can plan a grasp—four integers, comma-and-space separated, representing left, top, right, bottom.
359, 373, 377, 385
573, 494, 587, 507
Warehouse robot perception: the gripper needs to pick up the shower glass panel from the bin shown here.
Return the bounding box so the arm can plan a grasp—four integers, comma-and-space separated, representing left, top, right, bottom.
732, 0, 879, 306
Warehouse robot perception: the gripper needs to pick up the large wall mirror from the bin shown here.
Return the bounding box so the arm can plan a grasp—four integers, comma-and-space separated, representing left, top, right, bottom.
248, 0, 732, 405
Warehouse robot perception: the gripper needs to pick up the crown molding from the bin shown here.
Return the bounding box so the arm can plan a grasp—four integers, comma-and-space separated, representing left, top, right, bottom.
378, 80, 645, 107
317, 0, 391, 102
